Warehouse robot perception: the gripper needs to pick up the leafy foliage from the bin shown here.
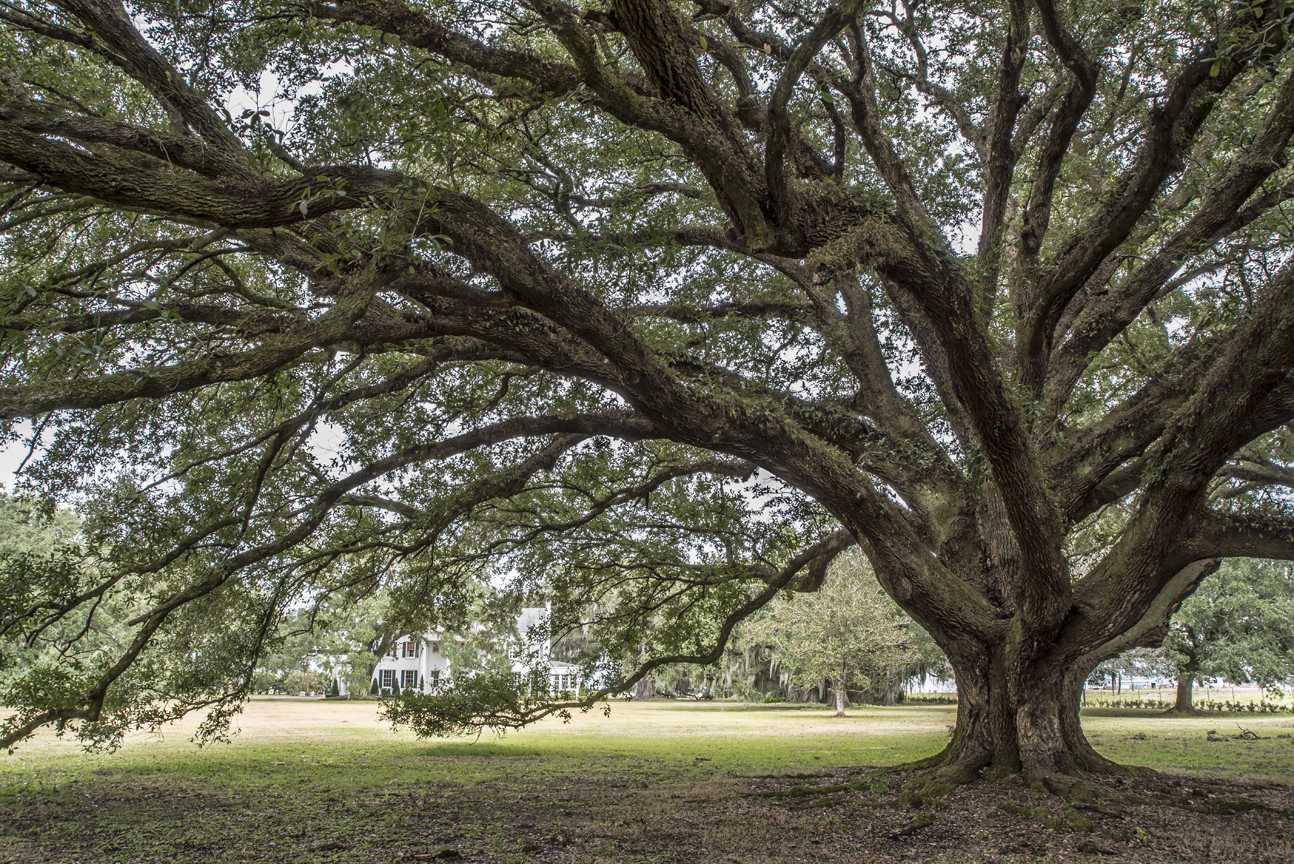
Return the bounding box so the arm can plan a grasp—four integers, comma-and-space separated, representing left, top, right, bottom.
742, 550, 921, 712
1165, 559, 1294, 694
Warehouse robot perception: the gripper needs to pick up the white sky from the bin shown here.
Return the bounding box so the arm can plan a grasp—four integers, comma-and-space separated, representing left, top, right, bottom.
0, 421, 37, 492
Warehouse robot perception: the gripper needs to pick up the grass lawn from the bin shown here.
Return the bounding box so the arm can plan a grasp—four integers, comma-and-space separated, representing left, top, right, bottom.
0, 699, 1291, 863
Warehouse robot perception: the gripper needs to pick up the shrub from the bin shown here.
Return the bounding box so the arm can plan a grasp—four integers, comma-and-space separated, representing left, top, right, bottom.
906, 693, 958, 705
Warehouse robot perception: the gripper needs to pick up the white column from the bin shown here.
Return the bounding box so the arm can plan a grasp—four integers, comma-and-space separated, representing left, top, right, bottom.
419, 637, 429, 692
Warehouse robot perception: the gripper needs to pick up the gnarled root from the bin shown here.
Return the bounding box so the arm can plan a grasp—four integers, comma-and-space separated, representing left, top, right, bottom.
900, 757, 987, 805
1062, 740, 1146, 778
1025, 771, 1146, 809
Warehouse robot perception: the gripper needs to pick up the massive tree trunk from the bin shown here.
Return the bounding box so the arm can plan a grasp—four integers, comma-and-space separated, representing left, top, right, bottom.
864, 533, 1219, 795
897, 635, 1129, 797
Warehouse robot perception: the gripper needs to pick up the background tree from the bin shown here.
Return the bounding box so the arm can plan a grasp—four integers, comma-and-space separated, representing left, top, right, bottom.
7, 0, 1294, 796
0, 494, 139, 747
0, 494, 80, 559
743, 550, 919, 715
436, 589, 526, 683
1161, 559, 1294, 711
252, 610, 320, 693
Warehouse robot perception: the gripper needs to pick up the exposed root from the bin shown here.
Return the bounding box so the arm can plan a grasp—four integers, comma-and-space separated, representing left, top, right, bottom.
886, 812, 936, 838
1078, 754, 1145, 776
1063, 807, 1094, 830
754, 783, 852, 799
900, 761, 983, 805
1026, 771, 1147, 808
1179, 797, 1271, 814
1063, 734, 1147, 777
750, 761, 1279, 829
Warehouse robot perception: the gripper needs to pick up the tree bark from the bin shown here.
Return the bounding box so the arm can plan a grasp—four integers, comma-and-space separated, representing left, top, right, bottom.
835, 658, 847, 716
1173, 674, 1194, 711
1166, 649, 1201, 713
903, 632, 1131, 798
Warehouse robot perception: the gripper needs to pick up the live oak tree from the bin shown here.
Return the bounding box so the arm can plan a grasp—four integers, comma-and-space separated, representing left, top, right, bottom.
6, 0, 1294, 796
251, 596, 386, 696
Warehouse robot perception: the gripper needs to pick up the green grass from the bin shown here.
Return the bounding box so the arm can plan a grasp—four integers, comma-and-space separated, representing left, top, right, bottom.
0, 699, 951, 796
1079, 709, 1294, 781
0, 699, 1290, 863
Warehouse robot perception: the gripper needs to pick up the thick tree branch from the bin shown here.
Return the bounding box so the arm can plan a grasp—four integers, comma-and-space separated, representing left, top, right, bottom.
1047, 66, 1294, 404
51, 0, 250, 174
764, 0, 864, 234
1023, 3, 1288, 391
0, 273, 381, 418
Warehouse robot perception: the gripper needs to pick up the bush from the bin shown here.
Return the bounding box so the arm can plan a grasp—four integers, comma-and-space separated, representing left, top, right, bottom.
369, 678, 379, 695
1082, 695, 1292, 713
906, 693, 958, 705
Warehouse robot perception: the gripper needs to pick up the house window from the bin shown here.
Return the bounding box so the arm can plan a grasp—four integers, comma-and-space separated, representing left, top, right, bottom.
403, 641, 416, 658
429, 640, 440, 653
403, 670, 418, 690
430, 670, 440, 685
381, 670, 395, 691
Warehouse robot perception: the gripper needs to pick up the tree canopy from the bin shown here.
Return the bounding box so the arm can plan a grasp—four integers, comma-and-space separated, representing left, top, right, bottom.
5, 0, 1294, 794
1161, 558, 1294, 710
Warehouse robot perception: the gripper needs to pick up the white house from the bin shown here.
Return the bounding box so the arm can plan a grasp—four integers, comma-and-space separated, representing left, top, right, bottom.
361, 607, 582, 696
